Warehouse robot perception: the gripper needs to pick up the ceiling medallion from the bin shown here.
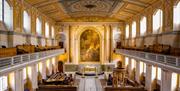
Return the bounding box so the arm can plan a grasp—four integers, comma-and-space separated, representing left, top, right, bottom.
60, 0, 121, 17
84, 4, 96, 9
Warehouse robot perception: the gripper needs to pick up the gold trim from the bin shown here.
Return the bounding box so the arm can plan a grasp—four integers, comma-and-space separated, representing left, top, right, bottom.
77, 26, 102, 64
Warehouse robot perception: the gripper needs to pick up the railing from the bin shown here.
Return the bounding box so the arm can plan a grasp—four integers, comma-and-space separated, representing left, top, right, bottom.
0, 49, 64, 71
115, 49, 180, 71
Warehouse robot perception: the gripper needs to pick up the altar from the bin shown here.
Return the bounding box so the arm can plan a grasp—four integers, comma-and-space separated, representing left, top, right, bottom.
64, 63, 115, 76
84, 65, 97, 74
75, 64, 104, 76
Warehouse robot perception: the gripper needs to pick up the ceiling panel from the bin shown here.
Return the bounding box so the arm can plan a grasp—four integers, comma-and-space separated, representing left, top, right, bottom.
125, 4, 144, 12
25, 0, 158, 22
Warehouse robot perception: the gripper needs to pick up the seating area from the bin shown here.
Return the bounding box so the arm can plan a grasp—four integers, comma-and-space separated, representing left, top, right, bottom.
118, 44, 180, 56
36, 85, 77, 91
104, 86, 146, 91
37, 72, 76, 91
41, 72, 74, 85
0, 44, 62, 58
100, 61, 146, 91
100, 76, 145, 91
0, 47, 17, 58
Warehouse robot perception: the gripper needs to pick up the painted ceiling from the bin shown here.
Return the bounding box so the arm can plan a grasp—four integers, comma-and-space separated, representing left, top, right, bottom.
25, 0, 158, 22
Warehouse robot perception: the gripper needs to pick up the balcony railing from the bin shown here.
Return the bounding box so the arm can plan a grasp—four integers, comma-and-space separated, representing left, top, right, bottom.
115, 49, 180, 72
0, 49, 64, 73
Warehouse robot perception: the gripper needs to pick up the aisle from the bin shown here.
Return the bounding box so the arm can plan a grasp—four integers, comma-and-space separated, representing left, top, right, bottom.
78, 76, 102, 91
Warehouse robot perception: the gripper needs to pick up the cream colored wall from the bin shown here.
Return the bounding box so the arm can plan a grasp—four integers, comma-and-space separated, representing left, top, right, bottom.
0, 0, 58, 47
0, 33, 8, 47
122, 0, 180, 48
60, 22, 123, 64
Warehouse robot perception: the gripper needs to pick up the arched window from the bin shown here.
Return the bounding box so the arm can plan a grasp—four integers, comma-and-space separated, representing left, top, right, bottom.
23, 68, 27, 80
171, 73, 178, 91
23, 11, 30, 33
140, 17, 147, 36
36, 17, 42, 35
45, 22, 49, 38
132, 21, 136, 38
153, 9, 163, 34
125, 57, 129, 67
51, 26, 55, 38
0, 0, 2, 21
0, 76, 8, 91
151, 66, 157, 81
125, 24, 129, 39
4, 0, 13, 30
131, 59, 136, 69
140, 61, 146, 75
157, 67, 161, 80
174, 2, 180, 30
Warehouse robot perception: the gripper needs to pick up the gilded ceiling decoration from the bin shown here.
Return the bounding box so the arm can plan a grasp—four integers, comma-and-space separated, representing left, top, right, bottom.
60, 0, 121, 17
61, 16, 120, 22
25, 0, 158, 22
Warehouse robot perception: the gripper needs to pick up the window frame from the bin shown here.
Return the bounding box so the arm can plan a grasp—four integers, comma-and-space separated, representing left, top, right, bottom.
153, 9, 163, 34
140, 16, 147, 36
131, 21, 136, 38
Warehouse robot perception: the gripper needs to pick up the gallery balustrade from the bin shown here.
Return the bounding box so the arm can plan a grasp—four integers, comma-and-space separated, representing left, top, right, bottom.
0, 49, 65, 74
115, 49, 180, 73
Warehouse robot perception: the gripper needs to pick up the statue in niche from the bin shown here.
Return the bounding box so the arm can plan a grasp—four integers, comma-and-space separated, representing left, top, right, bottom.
80, 29, 100, 62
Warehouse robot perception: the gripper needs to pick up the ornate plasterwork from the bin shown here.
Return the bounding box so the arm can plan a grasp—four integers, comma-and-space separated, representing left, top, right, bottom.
60, 0, 122, 17
25, 0, 159, 22
61, 16, 121, 22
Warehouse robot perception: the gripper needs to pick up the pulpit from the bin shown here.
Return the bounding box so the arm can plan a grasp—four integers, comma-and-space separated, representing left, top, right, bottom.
112, 61, 126, 87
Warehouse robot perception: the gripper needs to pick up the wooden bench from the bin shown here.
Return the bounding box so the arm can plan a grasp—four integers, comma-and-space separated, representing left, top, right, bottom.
104, 86, 146, 91
0, 48, 17, 58
170, 48, 180, 56
36, 85, 77, 91
16, 45, 35, 54
162, 45, 171, 55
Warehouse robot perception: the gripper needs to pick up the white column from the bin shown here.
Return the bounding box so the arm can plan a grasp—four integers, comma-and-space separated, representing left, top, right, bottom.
42, 61, 46, 79
135, 61, 140, 83
49, 60, 53, 75
109, 25, 113, 62
161, 69, 172, 91
105, 25, 111, 63
15, 69, 24, 91
103, 25, 107, 64
145, 64, 152, 91
31, 64, 38, 90
64, 25, 70, 63
128, 58, 132, 78
54, 57, 58, 73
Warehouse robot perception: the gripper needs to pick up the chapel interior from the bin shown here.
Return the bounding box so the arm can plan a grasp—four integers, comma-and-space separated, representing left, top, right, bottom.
0, 0, 180, 91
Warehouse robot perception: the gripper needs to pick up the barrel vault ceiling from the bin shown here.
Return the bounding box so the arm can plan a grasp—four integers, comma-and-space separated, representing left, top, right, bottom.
25, 0, 158, 22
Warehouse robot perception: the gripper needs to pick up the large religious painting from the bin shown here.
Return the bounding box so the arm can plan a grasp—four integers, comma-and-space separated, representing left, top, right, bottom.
80, 30, 100, 62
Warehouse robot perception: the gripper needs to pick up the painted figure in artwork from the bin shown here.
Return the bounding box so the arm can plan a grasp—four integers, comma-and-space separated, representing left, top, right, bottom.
80, 29, 100, 62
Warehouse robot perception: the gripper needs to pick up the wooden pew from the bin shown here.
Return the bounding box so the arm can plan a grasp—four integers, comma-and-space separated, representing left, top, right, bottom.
104, 86, 146, 91
0, 48, 17, 58
36, 85, 77, 91
170, 48, 180, 56
154, 44, 163, 53
35, 46, 47, 52
162, 45, 171, 55
16, 45, 35, 54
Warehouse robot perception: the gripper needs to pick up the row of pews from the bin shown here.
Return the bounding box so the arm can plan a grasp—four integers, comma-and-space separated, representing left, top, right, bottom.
0, 45, 62, 58
101, 74, 146, 91
36, 85, 77, 91
117, 44, 180, 56
37, 72, 77, 91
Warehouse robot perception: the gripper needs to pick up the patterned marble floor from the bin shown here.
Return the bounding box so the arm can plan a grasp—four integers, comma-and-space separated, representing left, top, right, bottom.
78, 76, 103, 91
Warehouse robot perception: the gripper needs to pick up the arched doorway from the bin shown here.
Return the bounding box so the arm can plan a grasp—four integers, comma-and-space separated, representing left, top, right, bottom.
80, 29, 100, 63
